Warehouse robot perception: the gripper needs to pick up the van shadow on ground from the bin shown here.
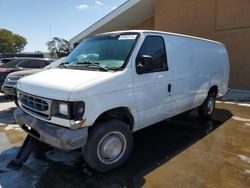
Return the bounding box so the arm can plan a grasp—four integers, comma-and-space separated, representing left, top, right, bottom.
0, 109, 232, 188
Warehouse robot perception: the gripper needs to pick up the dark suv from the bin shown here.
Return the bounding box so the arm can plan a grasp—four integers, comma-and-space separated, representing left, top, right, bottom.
0, 58, 18, 66
0, 58, 52, 88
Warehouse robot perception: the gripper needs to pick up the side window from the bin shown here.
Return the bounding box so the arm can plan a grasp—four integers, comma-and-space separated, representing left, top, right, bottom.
27, 60, 46, 68
17, 60, 29, 68
136, 36, 168, 73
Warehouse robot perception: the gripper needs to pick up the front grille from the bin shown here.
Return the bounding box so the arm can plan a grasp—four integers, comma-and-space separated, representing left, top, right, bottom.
18, 91, 52, 119
4, 81, 16, 86
21, 94, 48, 111
3, 86, 14, 90
22, 105, 50, 119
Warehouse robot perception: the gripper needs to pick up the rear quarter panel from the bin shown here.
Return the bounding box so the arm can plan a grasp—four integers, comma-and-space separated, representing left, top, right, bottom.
192, 40, 229, 99
165, 34, 229, 112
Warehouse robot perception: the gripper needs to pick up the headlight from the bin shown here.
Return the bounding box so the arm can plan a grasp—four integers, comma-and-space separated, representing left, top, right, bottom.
52, 101, 85, 119
59, 103, 68, 116
5, 77, 10, 83
4, 76, 22, 85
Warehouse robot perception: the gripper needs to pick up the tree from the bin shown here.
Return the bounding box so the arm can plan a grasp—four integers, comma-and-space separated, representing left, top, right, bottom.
46, 37, 72, 58
0, 29, 27, 53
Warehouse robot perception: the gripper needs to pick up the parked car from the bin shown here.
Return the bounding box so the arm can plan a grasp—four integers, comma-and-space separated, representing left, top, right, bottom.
0, 57, 52, 89
0, 57, 18, 66
0, 53, 45, 59
14, 30, 229, 172
1, 58, 65, 103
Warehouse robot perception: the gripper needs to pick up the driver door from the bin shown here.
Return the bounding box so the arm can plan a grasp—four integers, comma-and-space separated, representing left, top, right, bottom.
133, 35, 174, 130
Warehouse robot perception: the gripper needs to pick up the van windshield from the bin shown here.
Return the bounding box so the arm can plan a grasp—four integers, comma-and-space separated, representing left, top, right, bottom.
64, 33, 139, 71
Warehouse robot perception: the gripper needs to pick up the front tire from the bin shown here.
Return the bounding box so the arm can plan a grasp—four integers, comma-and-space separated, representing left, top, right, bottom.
83, 119, 133, 172
198, 92, 216, 119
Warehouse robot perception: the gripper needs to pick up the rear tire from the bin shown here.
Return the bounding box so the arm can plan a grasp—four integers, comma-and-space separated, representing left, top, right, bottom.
83, 119, 133, 172
198, 92, 216, 119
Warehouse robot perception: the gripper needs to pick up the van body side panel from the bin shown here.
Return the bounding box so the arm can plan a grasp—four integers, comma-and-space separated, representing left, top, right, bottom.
165, 34, 229, 113
218, 46, 230, 97
192, 41, 229, 101
165, 35, 199, 112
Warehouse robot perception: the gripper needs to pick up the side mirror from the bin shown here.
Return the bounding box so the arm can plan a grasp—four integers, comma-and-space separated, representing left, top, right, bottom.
136, 55, 153, 74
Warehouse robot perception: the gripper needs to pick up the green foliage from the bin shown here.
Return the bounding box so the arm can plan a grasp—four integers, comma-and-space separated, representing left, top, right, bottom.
0, 29, 27, 53
46, 37, 72, 58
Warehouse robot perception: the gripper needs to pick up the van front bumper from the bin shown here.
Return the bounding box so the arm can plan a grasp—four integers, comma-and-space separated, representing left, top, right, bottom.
14, 107, 88, 150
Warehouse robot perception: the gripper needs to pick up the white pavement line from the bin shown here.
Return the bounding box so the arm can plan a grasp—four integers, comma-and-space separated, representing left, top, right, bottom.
238, 155, 250, 164
219, 101, 250, 107
216, 101, 223, 103
224, 101, 237, 105
232, 116, 250, 122
238, 103, 250, 107
0, 132, 11, 153
245, 170, 250, 174
4, 124, 22, 131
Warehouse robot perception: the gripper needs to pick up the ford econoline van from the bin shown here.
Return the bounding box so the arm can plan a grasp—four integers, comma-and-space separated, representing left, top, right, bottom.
14, 30, 229, 172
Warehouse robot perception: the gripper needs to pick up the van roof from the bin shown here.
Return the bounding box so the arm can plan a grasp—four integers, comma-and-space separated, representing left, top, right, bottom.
98, 30, 223, 45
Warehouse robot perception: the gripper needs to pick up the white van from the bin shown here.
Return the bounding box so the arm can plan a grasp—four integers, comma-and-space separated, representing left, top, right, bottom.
14, 30, 229, 172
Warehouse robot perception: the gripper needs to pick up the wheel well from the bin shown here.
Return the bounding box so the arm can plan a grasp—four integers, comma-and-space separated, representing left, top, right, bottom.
93, 107, 134, 130
209, 85, 218, 97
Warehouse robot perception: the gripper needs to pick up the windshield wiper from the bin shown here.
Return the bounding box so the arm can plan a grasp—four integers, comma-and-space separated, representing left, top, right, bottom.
107, 67, 121, 71
76, 61, 108, 72
58, 62, 70, 68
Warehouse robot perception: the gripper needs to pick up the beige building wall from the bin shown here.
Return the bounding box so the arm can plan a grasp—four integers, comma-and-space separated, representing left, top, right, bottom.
155, 0, 217, 40
215, 0, 250, 90
133, 0, 250, 90
132, 16, 155, 30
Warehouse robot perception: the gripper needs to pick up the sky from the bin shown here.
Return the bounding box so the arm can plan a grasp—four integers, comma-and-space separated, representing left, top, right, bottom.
0, 0, 126, 52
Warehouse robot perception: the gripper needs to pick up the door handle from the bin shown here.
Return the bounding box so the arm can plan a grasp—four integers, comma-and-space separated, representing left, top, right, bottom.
168, 84, 171, 93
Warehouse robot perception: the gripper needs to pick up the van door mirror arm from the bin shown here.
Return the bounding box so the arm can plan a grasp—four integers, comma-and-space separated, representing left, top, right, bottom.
136, 63, 144, 74
136, 55, 153, 74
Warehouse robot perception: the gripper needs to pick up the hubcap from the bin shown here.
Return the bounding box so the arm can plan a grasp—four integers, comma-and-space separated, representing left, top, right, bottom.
207, 97, 215, 115
97, 132, 126, 164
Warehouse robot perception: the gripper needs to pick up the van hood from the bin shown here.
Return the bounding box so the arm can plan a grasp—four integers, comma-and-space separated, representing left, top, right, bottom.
17, 68, 115, 100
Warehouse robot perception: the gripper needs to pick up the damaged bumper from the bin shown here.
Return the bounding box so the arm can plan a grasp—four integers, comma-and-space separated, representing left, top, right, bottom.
14, 107, 88, 150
